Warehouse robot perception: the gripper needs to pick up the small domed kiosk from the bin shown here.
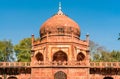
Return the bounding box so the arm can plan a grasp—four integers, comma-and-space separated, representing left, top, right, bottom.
31, 2, 89, 79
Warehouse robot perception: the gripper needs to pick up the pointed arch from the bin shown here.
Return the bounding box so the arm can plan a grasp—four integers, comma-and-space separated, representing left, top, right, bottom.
7, 76, 17, 79
35, 52, 44, 61
103, 77, 113, 79
77, 52, 85, 61
53, 51, 67, 62
54, 71, 67, 79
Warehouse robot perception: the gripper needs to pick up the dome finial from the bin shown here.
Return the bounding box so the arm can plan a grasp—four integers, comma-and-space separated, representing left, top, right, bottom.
59, 2, 62, 11
57, 2, 63, 15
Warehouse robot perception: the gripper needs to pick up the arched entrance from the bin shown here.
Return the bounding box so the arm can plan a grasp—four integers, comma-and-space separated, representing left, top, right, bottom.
77, 52, 85, 61
104, 77, 113, 79
53, 51, 67, 62
7, 76, 17, 79
35, 52, 44, 61
54, 71, 67, 79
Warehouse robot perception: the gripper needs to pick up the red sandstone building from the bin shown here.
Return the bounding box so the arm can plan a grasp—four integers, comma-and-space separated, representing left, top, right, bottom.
0, 3, 120, 79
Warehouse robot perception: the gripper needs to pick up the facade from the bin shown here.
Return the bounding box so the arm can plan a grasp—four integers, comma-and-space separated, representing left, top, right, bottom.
0, 3, 120, 79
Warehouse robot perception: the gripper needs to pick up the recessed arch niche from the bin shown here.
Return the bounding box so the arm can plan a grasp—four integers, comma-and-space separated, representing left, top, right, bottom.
54, 71, 67, 79
7, 76, 17, 79
35, 52, 44, 61
53, 51, 68, 62
77, 52, 85, 61
103, 77, 113, 79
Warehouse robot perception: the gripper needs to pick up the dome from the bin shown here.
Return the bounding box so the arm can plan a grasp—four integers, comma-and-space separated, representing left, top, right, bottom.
40, 3, 80, 38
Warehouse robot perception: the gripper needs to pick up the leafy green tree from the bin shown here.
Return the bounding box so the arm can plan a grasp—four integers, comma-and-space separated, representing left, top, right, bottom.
0, 40, 14, 61
100, 51, 111, 62
116, 51, 120, 61
110, 50, 120, 62
110, 50, 117, 62
14, 38, 31, 62
92, 50, 120, 62
92, 53, 101, 62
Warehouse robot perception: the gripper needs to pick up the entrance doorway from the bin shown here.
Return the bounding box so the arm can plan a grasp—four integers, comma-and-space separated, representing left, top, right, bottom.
104, 77, 113, 79
7, 77, 17, 79
53, 51, 67, 62
54, 71, 67, 79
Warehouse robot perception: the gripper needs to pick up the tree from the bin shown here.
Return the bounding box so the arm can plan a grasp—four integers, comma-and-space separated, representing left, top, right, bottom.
118, 33, 120, 40
89, 40, 106, 61
110, 50, 120, 62
14, 38, 31, 62
0, 40, 14, 61
116, 51, 120, 61
92, 53, 100, 62
92, 50, 120, 62
100, 51, 111, 62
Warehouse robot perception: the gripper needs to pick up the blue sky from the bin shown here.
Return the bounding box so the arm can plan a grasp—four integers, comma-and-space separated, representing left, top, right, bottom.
0, 0, 120, 51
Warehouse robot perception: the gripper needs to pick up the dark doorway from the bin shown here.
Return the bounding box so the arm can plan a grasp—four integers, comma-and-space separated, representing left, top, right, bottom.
7, 77, 17, 79
53, 51, 67, 62
35, 52, 44, 61
77, 52, 85, 61
54, 71, 67, 79
104, 77, 113, 79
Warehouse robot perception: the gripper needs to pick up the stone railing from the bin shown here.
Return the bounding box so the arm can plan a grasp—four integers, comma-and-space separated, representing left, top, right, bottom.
0, 61, 88, 67
90, 62, 120, 68
31, 61, 88, 67
0, 61, 120, 68
1, 62, 119, 68
0, 62, 30, 67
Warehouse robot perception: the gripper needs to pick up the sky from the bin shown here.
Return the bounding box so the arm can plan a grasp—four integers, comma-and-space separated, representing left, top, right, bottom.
0, 0, 120, 51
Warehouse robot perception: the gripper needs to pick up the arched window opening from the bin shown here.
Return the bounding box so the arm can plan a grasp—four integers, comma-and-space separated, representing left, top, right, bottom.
35, 52, 43, 61
54, 71, 67, 79
53, 51, 67, 62
7, 76, 17, 79
104, 77, 113, 79
77, 52, 85, 61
